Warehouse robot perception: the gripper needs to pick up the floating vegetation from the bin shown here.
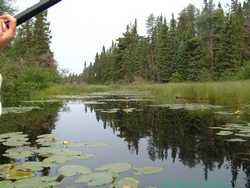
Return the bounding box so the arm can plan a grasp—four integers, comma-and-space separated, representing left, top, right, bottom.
36, 134, 59, 146
98, 99, 151, 102
0, 164, 32, 180
226, 138, 246, 142
67, 142, 109, 148
0, 132, 25, 140
2, 106, 41, 115
214, 111, 235, 116
14, 176, 60, 188
96, 163, 132, 173
216, 131, 233, 136
83, 101, 106, 105
123, 108, 136, 113
209, 127, 233, 131
133, 167, 163, 175
17, 162, 46, 172
23, 100, 61, 103
112, 177, 139, 188
58, 165, 91, 177
0, 133, 30, 147
54, 95, 90, 100
148, 103, 222, 111
75, 172, 116, 186
0, 180, 13, 188
3, 150, 34, 160
101, 109, 119, 114
235, 133, 250, 138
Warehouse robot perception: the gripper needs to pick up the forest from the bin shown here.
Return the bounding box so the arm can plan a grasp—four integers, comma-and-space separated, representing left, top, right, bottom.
1, 0, 250, 100
0, 0, 61, 102
79, 0, 250, 84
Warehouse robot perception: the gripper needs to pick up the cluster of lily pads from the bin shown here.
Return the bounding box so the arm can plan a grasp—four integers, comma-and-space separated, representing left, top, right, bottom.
0, 132, 164, 187
2, 106, 41, 115
100, 108, 139, 114
211, 123, 250, 142
148, 103, 223, 111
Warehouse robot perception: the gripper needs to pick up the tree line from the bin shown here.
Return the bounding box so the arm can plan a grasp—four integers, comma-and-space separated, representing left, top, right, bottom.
0, 0, 61, 102
80, 0, 250, 84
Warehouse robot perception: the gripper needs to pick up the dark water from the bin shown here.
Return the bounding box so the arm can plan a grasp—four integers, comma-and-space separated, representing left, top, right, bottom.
1, 95, 250, 188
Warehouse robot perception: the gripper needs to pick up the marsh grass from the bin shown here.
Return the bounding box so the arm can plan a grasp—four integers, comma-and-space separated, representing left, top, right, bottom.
36, 81, 250, 107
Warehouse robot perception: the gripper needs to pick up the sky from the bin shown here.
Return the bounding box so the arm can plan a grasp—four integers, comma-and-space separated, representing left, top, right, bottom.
15, 0, 242, 74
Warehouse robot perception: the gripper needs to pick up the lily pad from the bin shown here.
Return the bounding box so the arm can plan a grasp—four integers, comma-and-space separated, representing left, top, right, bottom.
58, 165, 91, 177
2, 106, 41, 115
235, 133, 250, 138
123, 108, 136, 113
0, 164, 33, 180
216, 131, 233, 136
112, 177, 139, 188
75, 172, 116, 186
67, 142, 108, 148
17, 162, 45, 172
133, 166, 163, 175
226, 138, 246, 142
0, 132, 24, 140
0, 180, 14, 188
3, 141, 30, 147
14, 176, 60, 188
96, 163, 131, 173
3, 150, 34, 159
43, 155, 72, 164
37, 134, 56, 139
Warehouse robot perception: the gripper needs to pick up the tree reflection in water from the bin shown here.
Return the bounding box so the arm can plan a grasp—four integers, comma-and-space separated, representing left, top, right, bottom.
85, 101, 250, 188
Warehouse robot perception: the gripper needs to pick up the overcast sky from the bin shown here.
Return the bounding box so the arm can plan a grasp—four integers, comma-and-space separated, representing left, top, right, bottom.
15, 0, 242, 74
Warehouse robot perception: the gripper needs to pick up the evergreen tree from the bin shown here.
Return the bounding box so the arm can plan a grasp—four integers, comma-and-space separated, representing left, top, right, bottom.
33, 10, 53, 66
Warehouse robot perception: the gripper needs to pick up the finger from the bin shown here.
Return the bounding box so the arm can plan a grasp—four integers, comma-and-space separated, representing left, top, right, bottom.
0, 15, 16, 30
0, 20, 3, 36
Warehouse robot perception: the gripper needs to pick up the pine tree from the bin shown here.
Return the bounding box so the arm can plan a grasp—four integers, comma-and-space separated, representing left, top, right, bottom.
155, 18, 171, 82
168, 14, 178, 79
33, 10, 53, 66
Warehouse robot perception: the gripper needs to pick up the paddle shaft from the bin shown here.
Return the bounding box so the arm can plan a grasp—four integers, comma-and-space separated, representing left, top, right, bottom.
5, 0, 62, 26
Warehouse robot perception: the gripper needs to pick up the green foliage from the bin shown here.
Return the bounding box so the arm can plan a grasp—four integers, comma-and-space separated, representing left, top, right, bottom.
81, 0, 250, 84
0, 1, 61, 103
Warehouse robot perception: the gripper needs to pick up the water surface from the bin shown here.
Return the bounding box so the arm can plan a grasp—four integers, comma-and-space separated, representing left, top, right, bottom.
1, 94, 250, 188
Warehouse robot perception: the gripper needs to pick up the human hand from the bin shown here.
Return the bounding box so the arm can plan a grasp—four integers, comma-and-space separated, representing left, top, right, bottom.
0, 14, 16, 48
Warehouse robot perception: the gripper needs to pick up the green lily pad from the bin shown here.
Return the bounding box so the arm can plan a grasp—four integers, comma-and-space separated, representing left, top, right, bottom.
226, 138, 246, 142
96, 163, 131, 173
133, 166, 163, 175
34, 147, 63, 157
3, 150, 34, 159
235, 133, 250, 138
73, 153, 95, 160
0, 180, 14, 188
216, 131, 233, 136
84, 101, 106, 105
43, 155, 72, 164
0, 132, 24, 140
75, 172, 117, 186
5, 146, 35, 156
122, 108, 136, 113
14, 176, 60, 188
2, 106, 41, 115
17, 162, 45, 172
112, 177, 139, 188
214, 111, 235, 116
1, 166, 33, 180
36, 136, 59, 146
3, 141, 30, 147
58, 165, 91, 177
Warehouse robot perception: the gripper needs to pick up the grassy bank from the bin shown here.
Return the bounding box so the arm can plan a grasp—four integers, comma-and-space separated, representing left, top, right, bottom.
35, 80, 250, 106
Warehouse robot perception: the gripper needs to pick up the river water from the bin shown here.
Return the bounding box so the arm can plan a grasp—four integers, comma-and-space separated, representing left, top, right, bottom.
0, 93, 250, 188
